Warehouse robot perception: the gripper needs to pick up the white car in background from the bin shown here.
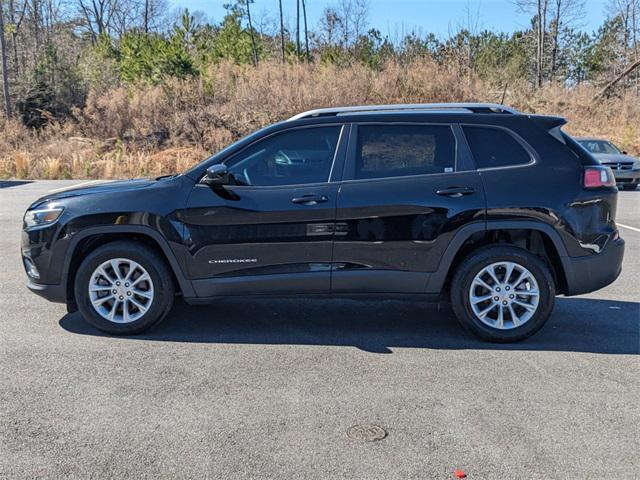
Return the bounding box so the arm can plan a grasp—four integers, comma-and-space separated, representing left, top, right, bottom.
577, 137, 640, 191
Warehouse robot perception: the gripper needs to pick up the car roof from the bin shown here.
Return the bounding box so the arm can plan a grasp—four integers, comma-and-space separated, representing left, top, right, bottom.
283, 103, 565, 129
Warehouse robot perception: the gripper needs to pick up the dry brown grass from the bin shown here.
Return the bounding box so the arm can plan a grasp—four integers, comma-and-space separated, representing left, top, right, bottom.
1, 60, 638, 179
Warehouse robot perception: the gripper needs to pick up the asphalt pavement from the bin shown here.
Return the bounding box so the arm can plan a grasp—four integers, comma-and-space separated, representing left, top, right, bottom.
1, 180, 638, 479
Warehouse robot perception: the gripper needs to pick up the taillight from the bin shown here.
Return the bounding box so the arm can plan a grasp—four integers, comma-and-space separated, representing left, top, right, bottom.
584, 166, 616, 189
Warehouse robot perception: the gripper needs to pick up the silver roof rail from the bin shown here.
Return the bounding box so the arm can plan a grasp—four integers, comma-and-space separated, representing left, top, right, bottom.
288, 103, 521, 121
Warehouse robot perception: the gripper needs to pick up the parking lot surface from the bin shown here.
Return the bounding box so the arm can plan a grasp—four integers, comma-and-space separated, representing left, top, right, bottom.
1, 180, 638, 479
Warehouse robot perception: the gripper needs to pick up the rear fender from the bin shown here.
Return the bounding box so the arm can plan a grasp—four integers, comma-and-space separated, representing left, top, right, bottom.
425, 221, 570, 293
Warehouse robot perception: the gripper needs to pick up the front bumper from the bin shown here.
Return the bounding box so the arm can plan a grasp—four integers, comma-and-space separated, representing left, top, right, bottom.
611, 169, 640, 184
26, 278, 67, 303
563, 236, 625, 296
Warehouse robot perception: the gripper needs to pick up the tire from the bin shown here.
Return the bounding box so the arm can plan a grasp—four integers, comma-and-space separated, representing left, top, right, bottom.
74, 241, 175, 334
450, 246, 555, 342
620, 184, 637, 191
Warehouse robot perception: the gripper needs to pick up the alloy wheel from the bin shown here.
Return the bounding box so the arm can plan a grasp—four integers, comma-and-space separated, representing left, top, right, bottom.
88, 258, 154, 324
468, 261, 540, 330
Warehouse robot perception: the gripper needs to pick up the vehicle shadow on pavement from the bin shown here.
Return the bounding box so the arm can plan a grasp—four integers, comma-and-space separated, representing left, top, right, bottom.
59, 297, 639, 354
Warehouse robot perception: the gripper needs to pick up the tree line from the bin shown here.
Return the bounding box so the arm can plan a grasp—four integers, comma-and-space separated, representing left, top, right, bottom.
0, 0, 639, 126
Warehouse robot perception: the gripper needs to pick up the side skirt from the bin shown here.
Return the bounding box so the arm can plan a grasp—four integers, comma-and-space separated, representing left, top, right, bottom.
183, 292, 445, 305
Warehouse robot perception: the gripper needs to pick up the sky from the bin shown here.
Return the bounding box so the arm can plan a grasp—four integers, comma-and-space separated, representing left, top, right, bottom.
169, 0, 611, 39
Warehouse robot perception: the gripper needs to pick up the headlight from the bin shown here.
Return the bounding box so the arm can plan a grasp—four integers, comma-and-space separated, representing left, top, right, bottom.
23, 206, 64, 229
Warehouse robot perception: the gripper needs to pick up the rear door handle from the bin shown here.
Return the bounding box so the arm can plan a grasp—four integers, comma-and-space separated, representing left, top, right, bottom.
436, 186, 476, 198
291, 194, 328, 205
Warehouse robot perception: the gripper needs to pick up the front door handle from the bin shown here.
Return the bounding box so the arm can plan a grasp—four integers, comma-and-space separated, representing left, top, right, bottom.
436, 186, 476, 198
291, 194, 328, 205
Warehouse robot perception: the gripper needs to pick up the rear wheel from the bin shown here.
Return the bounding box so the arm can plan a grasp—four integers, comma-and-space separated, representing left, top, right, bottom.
74, 241, 175, 334
450, 246, 555, 342
620, 184, 637, 191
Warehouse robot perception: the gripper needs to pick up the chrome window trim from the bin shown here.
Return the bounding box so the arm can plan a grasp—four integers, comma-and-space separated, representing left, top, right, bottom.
339, 169, 476, 186
327, 124, 345, 182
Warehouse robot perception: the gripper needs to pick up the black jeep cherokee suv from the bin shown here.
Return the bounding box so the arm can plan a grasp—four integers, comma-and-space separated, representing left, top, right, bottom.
21, 103, 625, 342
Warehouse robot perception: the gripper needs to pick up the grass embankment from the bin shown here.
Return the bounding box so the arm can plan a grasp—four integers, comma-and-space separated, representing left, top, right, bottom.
2, 60, 638, 179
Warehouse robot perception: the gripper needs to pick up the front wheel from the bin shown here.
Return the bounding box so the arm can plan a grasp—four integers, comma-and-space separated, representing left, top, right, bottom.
74, 241, 175, 334
450, 246, 555, 342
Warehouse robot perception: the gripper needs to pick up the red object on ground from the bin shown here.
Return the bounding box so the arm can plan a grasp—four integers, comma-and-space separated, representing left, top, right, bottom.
453, 469, 467, 478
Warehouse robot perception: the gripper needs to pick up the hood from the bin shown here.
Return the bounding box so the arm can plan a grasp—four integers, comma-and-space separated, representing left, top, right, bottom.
31, 178, 159, 207
592, 153, 639, 164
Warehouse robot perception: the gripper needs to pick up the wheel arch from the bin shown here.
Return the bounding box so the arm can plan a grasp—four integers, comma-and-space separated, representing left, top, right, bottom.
63, 226, 194, 308
426, 221, 570, 295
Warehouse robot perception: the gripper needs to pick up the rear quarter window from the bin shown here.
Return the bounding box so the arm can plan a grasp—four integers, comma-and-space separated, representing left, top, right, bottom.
463, 126, 532, 169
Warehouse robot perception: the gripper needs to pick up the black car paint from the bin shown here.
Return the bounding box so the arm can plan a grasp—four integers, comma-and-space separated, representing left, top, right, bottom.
22, 111, 624, 306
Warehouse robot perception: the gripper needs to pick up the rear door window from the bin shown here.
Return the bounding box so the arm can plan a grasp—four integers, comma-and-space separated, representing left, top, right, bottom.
350, 124, 456, 180
463, 126, 532, 169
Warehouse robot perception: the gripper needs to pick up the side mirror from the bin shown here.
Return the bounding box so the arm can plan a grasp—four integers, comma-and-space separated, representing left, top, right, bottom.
622, 151, 628, 155
204, 164, 229, 185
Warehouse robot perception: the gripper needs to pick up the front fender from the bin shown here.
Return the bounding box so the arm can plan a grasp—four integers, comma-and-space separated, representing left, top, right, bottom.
60, 224, 195, 299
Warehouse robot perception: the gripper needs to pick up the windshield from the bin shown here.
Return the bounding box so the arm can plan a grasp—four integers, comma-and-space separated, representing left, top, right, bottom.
578, 140, 621, 155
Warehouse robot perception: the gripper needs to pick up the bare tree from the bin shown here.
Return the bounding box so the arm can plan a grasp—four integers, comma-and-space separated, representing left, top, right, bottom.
0, 0, 11, 117
143, 0, 148, 32
301, 0, 309, 59
350, 0, 368, 42
607, 0, 640, 88
76, 0, 119, 40
31, 0, 41, 51
634, 0, 639, 91
8, 0, 27, 76
244, 0, 259, 66
596, 57, 640, 98
537, 0, 549, 87
334, 0, 368, 51
318, 7, 341, 47
549, 0, 585, 78
295, 0, 300, 56
278, 0, 285, 62
516, 0, 550, 87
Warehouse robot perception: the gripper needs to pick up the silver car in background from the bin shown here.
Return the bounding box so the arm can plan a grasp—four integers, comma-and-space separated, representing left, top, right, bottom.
577, 137, 640, 190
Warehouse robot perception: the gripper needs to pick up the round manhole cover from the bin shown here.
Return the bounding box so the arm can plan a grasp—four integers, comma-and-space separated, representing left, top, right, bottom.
346, 424, 387, 442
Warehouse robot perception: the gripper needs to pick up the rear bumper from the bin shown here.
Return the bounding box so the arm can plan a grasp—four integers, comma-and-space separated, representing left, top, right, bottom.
26, 278, 67, 303
563, 236, 625, 296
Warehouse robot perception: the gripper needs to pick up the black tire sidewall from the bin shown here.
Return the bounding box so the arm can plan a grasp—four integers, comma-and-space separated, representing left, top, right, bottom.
74, 242, 174, 334
451, 246, 555, 342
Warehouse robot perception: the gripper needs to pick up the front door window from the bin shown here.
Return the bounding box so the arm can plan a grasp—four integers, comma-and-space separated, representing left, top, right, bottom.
226, 126, 342, 186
